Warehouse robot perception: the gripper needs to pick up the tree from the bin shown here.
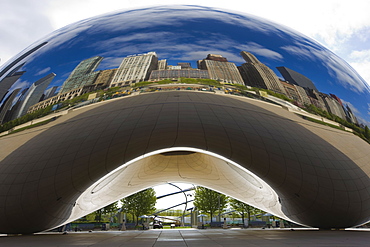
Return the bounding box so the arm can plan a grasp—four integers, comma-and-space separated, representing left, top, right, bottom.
193, 187, 228, 222
121, 188, 157, 225
365, 126, 370, 140
229, 198, 263, 227
94, 201, 119, 223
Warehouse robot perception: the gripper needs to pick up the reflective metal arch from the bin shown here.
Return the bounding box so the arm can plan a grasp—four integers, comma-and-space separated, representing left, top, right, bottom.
0, 6, 369, 234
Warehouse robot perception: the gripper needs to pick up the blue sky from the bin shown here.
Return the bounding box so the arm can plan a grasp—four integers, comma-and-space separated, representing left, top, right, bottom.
1, 0, 369, 125
2, 4, 368, 125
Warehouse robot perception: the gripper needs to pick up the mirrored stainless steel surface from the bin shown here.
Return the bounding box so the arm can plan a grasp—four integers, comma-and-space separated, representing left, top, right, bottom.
0, 5, 369, 234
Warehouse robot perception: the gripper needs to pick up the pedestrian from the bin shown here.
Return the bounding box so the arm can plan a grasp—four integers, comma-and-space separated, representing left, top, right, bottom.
121, 219, 126, 231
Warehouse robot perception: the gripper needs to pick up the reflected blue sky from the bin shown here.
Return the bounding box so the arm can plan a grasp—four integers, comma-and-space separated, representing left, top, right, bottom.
1, 5, 369, 124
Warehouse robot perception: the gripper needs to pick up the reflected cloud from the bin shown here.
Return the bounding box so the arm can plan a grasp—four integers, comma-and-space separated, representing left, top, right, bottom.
0, 5, 369, 125
34, 67, 51, 76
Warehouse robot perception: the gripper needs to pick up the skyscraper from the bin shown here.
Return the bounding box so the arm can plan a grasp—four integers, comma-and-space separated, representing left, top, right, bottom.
0, 70, 25, 104
197, 54, 244, 84
0, 88, 21, 124
158, 59, 167, 70
93, 69, 117, 88
276, 66, 318, 91
60, 56, 103, 94
110, 52, 158, 87
16, 73, 55, 118
238, 51, 286, 94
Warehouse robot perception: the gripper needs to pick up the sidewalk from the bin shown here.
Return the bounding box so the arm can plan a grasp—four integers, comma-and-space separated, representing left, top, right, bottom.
0, 228, 368, 247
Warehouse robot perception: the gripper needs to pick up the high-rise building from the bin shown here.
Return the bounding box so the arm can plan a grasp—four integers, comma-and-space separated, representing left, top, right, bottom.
15, 73, 55, 118
306, 89, 328, 112
198, 54, 244, 84
280, 80, 300, 102
276, 66, 318, 91
177, 62, 192, 69
0, 88, 21, 124
93, 69, 117, 88
205, 54, 228, 62
344, 105, 358, 124
60, 56, 103, 93
43, 86, 58, 100
110, 52, 158, 87
0, 70, 25, 104
320, 93, 346, 120
238, 51, 286, 94
149, 69, 209, 81
158, 59, 167, 70
293, 84, 311, 106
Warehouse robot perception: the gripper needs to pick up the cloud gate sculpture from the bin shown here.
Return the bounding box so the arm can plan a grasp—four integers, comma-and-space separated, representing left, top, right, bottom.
0, 5, 369, 234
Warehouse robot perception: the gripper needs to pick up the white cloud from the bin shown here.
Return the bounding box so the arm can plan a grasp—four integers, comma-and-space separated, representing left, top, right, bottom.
281, 42, 370, 94
1, 0, 370, 89
0, 0, 54, 66
238, 43, 283, 61
34, 67, 51, 76
347, 49, 370, 87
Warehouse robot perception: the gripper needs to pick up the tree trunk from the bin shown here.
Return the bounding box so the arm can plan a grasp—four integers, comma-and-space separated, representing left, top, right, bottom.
241, 212, 245, 228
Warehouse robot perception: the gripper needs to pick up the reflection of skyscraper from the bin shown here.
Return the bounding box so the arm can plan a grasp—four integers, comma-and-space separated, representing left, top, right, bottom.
110, 52, 158, 87
276, 66, 318, 91
0, 70, 26, 104
16, 73, 55, 118
344, 105, 358, 124
149, 69, 209, 81
238, 51, 286, 94
93, 69, 117, 88
43, 86, 58, 100
320, 93, 346, 120
280, 80, 300, 101
60, 56, 103, 94
198, 54, 244, 84
0, 88, 21, 124
306, 89, 328, 112
177, 62, 192, 69
158, 59, 167, 70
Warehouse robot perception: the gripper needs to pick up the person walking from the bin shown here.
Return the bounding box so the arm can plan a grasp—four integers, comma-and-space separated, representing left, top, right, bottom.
121, 219, 126, 231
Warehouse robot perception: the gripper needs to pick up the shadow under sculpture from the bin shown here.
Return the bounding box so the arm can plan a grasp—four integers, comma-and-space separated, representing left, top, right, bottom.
0, 5, 369, 234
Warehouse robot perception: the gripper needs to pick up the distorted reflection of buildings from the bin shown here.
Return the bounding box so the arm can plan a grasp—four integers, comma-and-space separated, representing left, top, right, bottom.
0, 88, 21, 124
15, 73, 56, 119
238, 51, 286, 94
197, 54, 244, 84
110, 52, 158, 87
277, 66, 318, 91
0, 65, 26, 104
150, 61, 209, 81
60, 56, 103, 94
1, 50, 359, 127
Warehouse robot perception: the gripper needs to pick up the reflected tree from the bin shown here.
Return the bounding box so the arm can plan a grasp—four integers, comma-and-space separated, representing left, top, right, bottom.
229, 198, 263, 227
194, 186, 228, 222
120, 188, 157, 226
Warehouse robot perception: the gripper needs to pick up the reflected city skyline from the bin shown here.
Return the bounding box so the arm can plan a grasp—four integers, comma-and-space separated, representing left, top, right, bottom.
0, 6, 368, 126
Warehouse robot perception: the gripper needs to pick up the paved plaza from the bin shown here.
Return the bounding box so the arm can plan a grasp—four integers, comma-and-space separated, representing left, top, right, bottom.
0, 228, 369, 247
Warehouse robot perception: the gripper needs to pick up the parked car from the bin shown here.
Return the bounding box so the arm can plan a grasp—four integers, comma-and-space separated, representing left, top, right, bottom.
153, 221, 163, 229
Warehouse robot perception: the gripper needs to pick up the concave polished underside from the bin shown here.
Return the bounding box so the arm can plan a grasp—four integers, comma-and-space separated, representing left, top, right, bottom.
0, 91, 369, 233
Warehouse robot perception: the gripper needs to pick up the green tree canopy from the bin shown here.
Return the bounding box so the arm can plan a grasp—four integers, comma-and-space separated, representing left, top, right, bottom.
121, 188, 157, 225
94, 201, 119, 223
229, 198, 264, 227
194, 187, 228, 222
